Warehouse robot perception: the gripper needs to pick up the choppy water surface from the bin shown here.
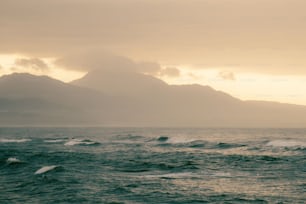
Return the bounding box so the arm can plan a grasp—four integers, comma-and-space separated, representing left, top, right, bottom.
0, 128, 305, 203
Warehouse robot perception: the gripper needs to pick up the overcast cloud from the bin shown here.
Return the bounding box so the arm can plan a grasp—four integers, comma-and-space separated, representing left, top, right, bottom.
218, 71, 236, 81
1, 0, 306, 74
159, 67, 181, 78
56, 51, 162, 75
15, 58, 49, 72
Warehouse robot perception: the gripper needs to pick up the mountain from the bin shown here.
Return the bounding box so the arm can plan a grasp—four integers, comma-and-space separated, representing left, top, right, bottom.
72, 69, 306, 127
71, 69, 168, 96
0, 73, 112, 126
1, 72, 306, 127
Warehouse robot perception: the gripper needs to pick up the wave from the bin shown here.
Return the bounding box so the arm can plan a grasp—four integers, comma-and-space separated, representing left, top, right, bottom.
154, 137, 246, 150
142, 172, 196, 179
215, 142, 247, 149
266, 140, 306, 148
213, 172, 232, 177
115, 134, 144, 140
157, 136, 169, 142
119, 159, 199, 173
0, 139, 31, 143
6, 157, 22, 164
44, 139, 65, 143
153, 136, 205, 146
64, 139, 99, 146
141, 170, 238, 180
34, 165, 58, 175
167, 137, 200, 144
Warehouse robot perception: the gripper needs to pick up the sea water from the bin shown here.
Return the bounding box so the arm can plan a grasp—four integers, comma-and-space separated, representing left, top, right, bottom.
0, 128, 305, 203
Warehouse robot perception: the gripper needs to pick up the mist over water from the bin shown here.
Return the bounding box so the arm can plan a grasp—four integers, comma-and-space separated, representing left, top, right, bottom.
0, 128, 305, 203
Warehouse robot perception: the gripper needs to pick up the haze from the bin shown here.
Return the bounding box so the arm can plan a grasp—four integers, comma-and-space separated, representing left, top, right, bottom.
1, 0, 306, 105
0, 0, 306, 127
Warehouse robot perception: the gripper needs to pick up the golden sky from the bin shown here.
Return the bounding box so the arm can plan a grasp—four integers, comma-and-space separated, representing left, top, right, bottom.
1, 0, 306, 105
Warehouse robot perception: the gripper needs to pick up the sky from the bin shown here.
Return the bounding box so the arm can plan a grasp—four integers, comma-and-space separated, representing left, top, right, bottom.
1, 0, 306, 105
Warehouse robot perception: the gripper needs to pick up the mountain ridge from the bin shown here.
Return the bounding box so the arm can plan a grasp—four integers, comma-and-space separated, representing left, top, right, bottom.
0, 72, 306, 127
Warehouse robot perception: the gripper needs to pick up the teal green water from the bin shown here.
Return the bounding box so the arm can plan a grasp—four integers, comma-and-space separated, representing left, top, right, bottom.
0, 128, 305, 203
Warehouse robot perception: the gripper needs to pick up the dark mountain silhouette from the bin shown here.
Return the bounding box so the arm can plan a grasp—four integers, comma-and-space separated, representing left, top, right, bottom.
0, 73, 112, 125
1, 71, 306, 127
71, 69, 168, 96
72, 69, 306, 127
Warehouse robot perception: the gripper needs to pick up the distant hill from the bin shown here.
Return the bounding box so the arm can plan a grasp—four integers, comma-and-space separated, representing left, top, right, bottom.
1, 72, 306, 127
0, 73, 110, 126
72, 69, 306, 127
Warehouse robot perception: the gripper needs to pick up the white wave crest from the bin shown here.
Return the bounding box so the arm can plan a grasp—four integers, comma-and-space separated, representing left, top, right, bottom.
266, 140, 306, 148
6, 157, 21, 164
165, 137, 199, 144
0, 139, 31, 143
64, 139, 97, 146
34, 165, 58, 174
44, 139, 65, 143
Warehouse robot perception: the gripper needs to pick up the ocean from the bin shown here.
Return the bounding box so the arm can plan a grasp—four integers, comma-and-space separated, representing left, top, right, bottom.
0, 128, 305, 203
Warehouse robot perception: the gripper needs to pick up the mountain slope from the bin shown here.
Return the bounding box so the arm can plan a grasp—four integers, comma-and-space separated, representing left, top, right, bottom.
0, 73, 111, 125
1, 72, 306, 127
72, 70, 306, 127
71, 69, 168, 96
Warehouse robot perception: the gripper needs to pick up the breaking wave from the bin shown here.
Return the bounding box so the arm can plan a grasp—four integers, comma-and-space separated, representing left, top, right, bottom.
6, 157, 22, 164
1, 127, 305, 203
266, 140, 306, 148
44, 139, 65, 143
0, 139, 31, 143
64, 139, 100, 146
34, 165, 59, 175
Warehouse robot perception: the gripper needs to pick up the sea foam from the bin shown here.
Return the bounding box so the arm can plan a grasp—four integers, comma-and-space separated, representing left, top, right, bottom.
64, 139, 98, 146
0, 139, 31, 143
44, 139, 65, 143
6, 157, 22, 164
34, 165, 58, 174
266, 140, 306, 148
